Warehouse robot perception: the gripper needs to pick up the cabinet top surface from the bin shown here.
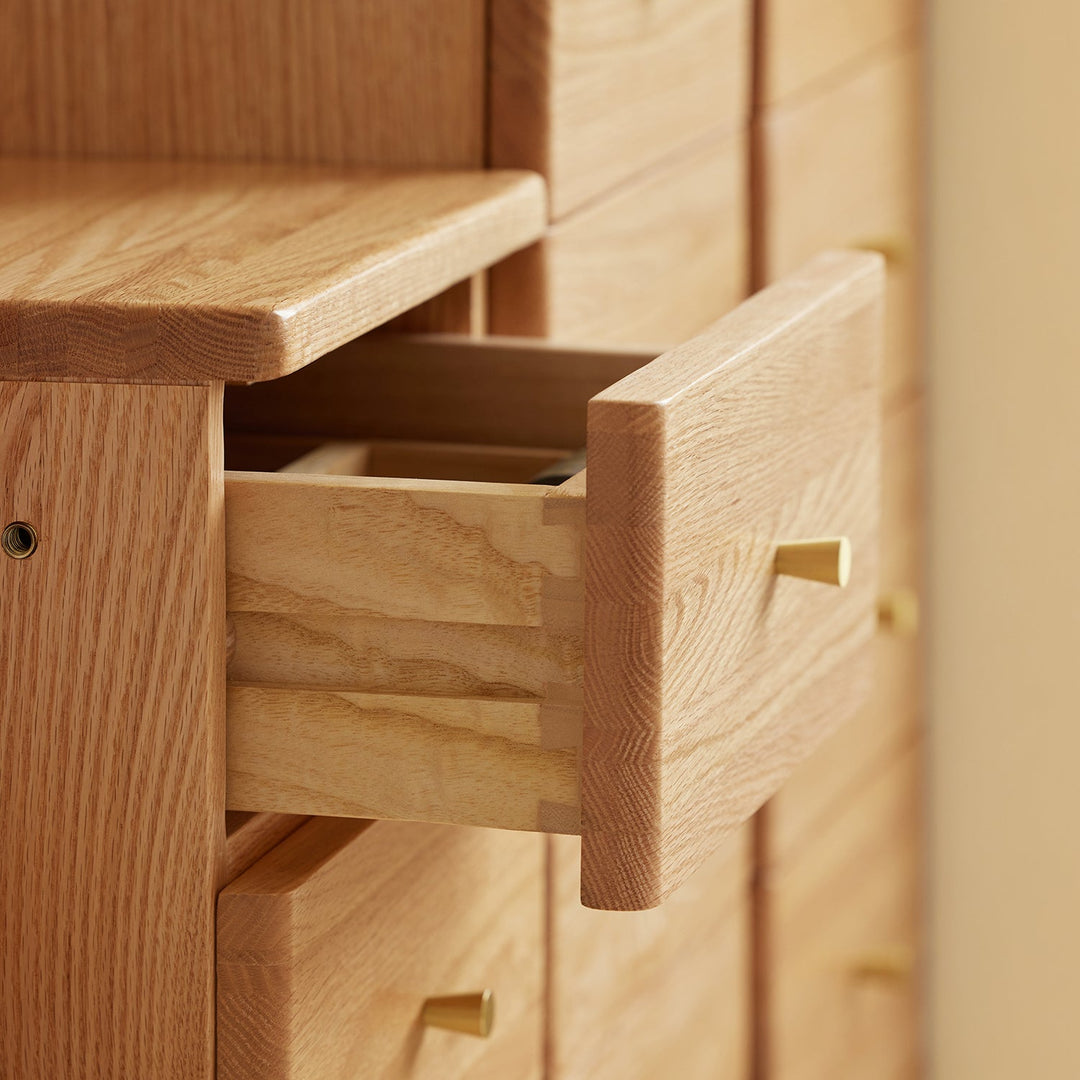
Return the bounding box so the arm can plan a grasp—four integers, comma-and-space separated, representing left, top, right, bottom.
0, 158, 545, 384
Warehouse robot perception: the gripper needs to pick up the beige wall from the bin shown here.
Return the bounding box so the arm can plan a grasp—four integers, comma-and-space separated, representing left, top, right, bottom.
930, 3, 1080, 1076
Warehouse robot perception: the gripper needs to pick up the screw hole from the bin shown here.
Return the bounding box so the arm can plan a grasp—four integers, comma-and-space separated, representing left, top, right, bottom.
2, 521, 38, 560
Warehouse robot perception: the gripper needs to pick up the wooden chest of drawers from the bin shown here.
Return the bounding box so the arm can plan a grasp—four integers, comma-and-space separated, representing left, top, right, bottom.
0, 2, 923, 1076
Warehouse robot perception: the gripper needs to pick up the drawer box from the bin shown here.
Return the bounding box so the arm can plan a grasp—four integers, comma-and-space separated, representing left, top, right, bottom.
224, 251, 883, 910
490, 0, 751, 218
760, 744, 922, 1080
218, 819, 544, 1080
549, 827, 751, 1080
757, 47, 921, 401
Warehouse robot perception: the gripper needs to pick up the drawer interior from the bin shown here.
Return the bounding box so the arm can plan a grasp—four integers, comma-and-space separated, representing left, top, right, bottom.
222, 334, 659, 840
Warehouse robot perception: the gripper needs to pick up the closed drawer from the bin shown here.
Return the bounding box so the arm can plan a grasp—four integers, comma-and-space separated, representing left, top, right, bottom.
759, 0, 919, 107
490, 132, 747, 345
767, 398, 924, 862
218, 819, 544, 1080
224, 250, 883, 911
760, 744, 922, 1080
490, 0, 751, 218
757, 47, 921, 401
550, 827, 751, 1079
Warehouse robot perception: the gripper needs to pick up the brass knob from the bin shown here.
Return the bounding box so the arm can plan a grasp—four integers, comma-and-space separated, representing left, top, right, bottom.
775, 537, 852, 587
852, 236, 911, 266
421, 990, 495, 1037
878, 588, 920, 636
851, 944, 914, 981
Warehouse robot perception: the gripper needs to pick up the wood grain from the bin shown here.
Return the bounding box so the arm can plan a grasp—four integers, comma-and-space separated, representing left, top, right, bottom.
490, 0, 751, 218
759, 744, 922, 1080
549, 828, 751, 1079
759, 0, 920, 106
225, 811, 308, 881
756, 46, 922, 402
225, 472, 583, 628
225, 468, 585, 834
0, 158, 545, 383
218, 818, 544, 1080
0, 381, 225, 1077
228, 608, 583, 700
224, 334, 655, 450
383, 274, 488, 336
766, 397, 924, 864
226, 687, 580, 833
280, 439, 567, 485
490, 133, 748, 344
582, 251, 883, 909
0, 0, 485, 167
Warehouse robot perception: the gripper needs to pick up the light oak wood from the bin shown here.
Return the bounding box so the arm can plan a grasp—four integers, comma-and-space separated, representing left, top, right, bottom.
582, 250, 882, 909
227, 608, 583, 701
490, 0, 751, 218
225, 335, 655, 449
225, 472, 584, 628
490, 134, 748, 345
384, 274, 488, 336
759, 0, 919, 106
766, 398, 923, 867
224, 811, 309, 881
0, 158, 545, 383
756, 46, 921, 402
218, 819, 544, 1080
0, 0, 485, 167
226, 687, 581, 833
759, 745, 922, 1080
549, 828, 751, 1080
0, 381, 225, 1077
277, 439, 567, 485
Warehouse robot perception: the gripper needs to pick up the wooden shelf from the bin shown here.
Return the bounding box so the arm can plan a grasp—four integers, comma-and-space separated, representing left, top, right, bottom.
0, 158, 546, 383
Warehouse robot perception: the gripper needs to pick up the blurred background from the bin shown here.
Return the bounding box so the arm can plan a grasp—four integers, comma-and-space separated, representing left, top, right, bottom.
930, 3, 1080, 1076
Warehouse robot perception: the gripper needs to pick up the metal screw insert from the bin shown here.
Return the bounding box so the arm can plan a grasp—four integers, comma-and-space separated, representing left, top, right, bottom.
2, 521, 38, 560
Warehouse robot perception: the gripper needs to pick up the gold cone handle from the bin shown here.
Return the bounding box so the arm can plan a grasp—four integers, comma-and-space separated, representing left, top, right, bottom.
421, 990, 495, 1037
775, 537, 852, 587
851, 944, 915, 981
877, 588, 920, 636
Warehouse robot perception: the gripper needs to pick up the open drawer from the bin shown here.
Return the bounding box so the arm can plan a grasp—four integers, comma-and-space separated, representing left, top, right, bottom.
224, 251, 883, 910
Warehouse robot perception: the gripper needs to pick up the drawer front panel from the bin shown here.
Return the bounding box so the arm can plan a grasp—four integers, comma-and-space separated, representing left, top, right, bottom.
218, 820, 544, 1080
491, 0, 751, 218
758, 47, 921, 402
767, 398, 923, 862
761, 745, 922, 1080
759, 0, 919, 106
490, 133, 748, 346
550, 828, 751, 1080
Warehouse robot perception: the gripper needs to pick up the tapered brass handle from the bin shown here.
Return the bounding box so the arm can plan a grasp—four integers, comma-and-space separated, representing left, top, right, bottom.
775, 537, 852, 587
851, 944, 914, 981
852, 235, 911, 266
877, 588, 920, 636
421, 990, 495, 1037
